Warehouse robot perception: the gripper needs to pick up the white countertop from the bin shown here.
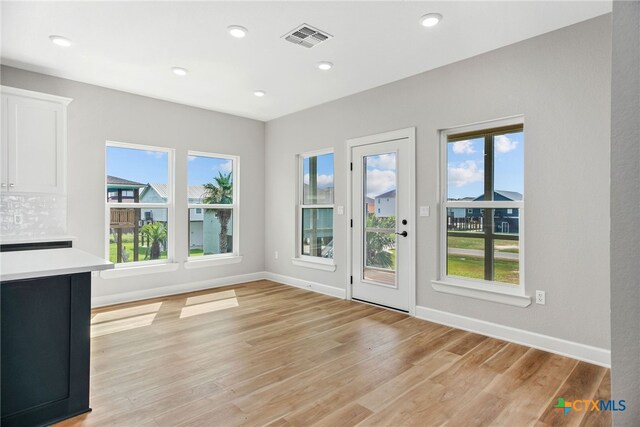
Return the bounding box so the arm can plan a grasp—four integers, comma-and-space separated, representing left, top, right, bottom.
0, 248, 114, 282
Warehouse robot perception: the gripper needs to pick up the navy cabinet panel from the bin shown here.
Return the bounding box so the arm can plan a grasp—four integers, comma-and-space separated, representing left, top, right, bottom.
1, 273, 91, 427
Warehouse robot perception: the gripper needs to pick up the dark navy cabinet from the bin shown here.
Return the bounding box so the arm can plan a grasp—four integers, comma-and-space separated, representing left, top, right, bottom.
1, 272, 92, 427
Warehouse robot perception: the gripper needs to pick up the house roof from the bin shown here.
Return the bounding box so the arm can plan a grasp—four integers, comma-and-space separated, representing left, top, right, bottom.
375, 189, 396, 199
107, 175, 146, 190
473, 190, 523, 201
141, 183, 207, 202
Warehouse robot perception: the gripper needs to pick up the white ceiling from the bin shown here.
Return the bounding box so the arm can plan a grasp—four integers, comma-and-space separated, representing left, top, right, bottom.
1, 1, 611, 121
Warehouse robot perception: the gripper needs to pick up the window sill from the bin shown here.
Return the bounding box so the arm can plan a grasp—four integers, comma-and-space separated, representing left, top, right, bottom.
431, 279, 531, 307
100, 262, 180, 279
291, 257, 337, 272
184, 255, 243, 269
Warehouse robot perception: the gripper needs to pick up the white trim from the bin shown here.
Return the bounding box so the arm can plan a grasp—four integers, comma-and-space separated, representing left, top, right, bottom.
187, 151, 240, 257
415, 305, 611, 367
291, 257, 337, 272
105, 141, 176, 265
1, 85, 73, 105
432, 280, 531, 307
99, 262, 180, 279
92, 271, 264, 307
296, 148, 335, 260
263, 272, 346, 299
184, 255, 243, 269
346, 127, 417, 315
438, 117, 526, 295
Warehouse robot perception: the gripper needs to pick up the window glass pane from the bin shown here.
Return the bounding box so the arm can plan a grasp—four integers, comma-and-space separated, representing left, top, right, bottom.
447, 137, 484, 200
447, 236, 485, 281
109, 208, 168, 263
493, 131, 524, 200
188, 155, 233, 204
301, 208, 333, 258
188, 208, 233, 256
106, 146, 168, 203
493, 239, 520, 285
363, 152, 397, 285
303, 153, 334, 205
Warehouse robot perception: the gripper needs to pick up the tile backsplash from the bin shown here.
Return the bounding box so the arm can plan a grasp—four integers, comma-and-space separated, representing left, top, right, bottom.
0, 193, 67, 241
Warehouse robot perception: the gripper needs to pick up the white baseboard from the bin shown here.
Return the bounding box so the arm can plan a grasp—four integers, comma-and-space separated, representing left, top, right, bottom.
262, 272, 346, 299
415, 306, 611, 368
91, 271, 266, 307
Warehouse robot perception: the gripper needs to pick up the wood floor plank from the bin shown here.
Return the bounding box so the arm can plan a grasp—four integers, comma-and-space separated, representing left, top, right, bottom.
53, 281, 610, 427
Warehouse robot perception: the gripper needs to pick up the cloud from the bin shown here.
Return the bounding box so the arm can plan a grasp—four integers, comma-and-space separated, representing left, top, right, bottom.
495, 135, 518, 154
366, 169, 396, 197
452, 140, 475, 155
448, 160, 483, 187
145, 150, 165, 159
304, 174, 334, 188
366, 154, 396, 170
219, 160, 233, 173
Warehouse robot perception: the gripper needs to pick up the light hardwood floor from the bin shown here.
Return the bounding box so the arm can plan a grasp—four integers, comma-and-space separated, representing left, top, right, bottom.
57, 280, 611, 427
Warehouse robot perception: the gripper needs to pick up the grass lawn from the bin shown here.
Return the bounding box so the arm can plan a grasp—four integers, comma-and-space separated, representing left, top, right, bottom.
448, 235, 519, 253
109, 232, 167, 263
189, 248, 204, 257
447, 254, 519, 285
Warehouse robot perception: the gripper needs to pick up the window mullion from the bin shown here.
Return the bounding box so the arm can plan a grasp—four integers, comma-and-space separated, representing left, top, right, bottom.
484, 135, 494, 281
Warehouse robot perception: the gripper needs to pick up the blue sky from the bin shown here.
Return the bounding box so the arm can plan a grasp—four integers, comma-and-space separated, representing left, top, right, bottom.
106, 147, 232, 186
188, 155, 233, 186
365, 153, 396, 198
303, 153, 334, 188
447, 132, 524, 200
107, 146, 168, 185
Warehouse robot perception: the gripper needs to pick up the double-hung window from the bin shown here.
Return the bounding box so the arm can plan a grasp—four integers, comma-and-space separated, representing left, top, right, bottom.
106, 142, 174, 266
438, 119, 525, 300
187, 152, 239, 258
297, 150, 334, 263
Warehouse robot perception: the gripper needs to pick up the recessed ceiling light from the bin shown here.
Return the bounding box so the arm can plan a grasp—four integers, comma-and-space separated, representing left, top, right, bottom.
172, 67, 188, 76
419, 13, 442, 27
49, 35, 72, 47
317, 61, 333, 71
228, 25, 248, 38
254, 90, 265, 97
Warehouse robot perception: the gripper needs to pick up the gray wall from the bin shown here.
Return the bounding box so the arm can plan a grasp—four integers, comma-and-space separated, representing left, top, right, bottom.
611, 1, 640, 424
265, 15, 612, 350
0, 66, 265, 299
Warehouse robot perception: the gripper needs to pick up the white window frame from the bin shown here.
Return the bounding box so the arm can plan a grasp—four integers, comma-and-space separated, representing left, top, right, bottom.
432, 116, 531, 307
104, 141, 175, 269
293, 148, 336, 271
186, 151, 240, 261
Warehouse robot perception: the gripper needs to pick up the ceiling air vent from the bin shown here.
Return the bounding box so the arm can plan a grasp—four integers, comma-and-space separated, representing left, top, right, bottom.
282, 24, 332, 48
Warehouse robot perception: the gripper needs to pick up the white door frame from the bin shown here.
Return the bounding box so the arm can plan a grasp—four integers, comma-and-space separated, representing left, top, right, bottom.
346, 127, 416, 315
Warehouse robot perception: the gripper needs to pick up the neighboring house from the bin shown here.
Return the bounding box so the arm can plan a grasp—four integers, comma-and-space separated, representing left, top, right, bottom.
448, 190, 522, 234
106, 175, 146, 202
365, 197, 375, 215
374, 189, 396, 217
140, 183, 232, 254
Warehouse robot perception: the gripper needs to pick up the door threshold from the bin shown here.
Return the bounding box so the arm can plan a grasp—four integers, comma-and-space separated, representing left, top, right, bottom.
352, 297, 409, 314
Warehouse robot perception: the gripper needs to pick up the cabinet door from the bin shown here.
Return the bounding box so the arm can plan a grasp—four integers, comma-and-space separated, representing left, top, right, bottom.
1, 94, 8, 190
6, 95, 65, 193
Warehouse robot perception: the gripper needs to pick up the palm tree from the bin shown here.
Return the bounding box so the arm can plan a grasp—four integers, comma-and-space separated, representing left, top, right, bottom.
140, 222, 167, 260
366, 214, 396, 269
202, 172, 233, 254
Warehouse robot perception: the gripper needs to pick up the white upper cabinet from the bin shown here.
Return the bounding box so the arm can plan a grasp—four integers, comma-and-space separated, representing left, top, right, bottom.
1, 86, 72, 194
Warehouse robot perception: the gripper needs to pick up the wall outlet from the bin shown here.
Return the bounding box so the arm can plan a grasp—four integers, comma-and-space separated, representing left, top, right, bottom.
274, 251, 279, 259
420, 206, 430, 217
14, 214, 23, 225
536, 290, 546, 305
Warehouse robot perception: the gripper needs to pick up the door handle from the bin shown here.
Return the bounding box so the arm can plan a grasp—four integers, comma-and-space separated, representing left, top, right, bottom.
9, 183, 14, 187
396, 231, 408, 237
1, 183, 6, 187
